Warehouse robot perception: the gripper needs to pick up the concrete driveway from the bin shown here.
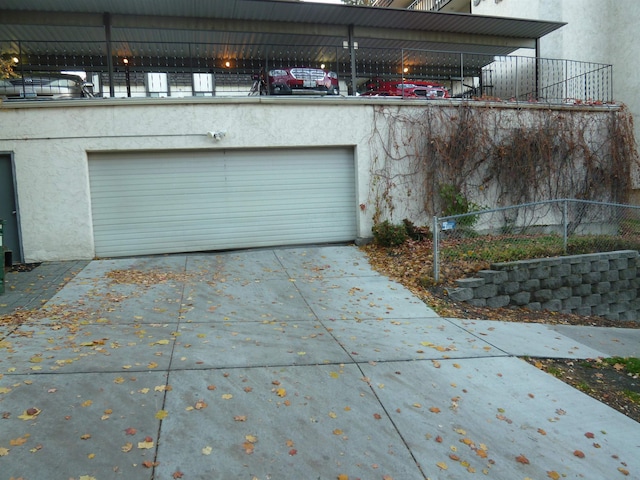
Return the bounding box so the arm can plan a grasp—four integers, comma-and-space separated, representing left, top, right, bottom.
0, 246, 638, 479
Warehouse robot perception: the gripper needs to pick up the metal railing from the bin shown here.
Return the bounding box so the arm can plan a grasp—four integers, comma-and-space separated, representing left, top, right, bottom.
408, 0, 454, 11
433, 199, 640, 282
0, 40, 613, 104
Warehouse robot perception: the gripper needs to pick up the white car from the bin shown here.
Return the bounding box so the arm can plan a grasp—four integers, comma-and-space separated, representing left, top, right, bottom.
0, 73, 94, 100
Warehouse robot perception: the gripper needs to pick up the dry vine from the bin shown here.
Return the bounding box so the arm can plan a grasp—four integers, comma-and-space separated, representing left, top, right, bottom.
368, 103, 639, 226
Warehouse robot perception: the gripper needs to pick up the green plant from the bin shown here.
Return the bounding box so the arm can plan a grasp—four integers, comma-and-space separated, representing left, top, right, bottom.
438, 184, 482, 227
603, 357, 640, 374
372, 220, 407, 247
546, 366, 563, 378
622, 389, 640, 404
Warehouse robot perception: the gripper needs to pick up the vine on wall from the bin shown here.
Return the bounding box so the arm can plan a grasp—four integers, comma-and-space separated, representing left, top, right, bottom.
368, 103, 639, 225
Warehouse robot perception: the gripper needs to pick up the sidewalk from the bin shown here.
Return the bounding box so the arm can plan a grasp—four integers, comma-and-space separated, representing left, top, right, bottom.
0, 260, 90, 315
1, 247, 638, 479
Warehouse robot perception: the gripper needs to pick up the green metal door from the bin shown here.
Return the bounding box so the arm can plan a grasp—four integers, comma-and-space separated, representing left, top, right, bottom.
0, 154, 21, 263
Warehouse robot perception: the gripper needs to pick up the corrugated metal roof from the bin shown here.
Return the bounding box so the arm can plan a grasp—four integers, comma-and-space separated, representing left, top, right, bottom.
0, 0, 564, 59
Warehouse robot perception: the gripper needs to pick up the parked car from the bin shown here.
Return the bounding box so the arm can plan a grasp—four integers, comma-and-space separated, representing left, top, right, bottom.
359, 77, 449, 99
267, 67, 339, 95
0, 73, 94, 100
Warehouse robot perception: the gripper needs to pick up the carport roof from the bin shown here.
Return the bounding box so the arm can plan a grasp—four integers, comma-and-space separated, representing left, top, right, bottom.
0, 0, 565, 58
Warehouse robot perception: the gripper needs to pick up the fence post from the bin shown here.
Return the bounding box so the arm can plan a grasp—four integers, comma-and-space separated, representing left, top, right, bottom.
563, 199, 568, 254
433, 215, 440, 283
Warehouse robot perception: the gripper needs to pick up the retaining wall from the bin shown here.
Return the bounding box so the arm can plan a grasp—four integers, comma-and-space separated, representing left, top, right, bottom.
447, 250, 640, 321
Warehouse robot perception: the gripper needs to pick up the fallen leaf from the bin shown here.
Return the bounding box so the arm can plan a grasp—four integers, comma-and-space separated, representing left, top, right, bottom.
172, 471, 185, 479
18, 408, 41, 420
125, 427, 137, 435
516, 454, 530, 464
138, 439, 154, 449
429, 406, 441, 413
547, 471, 560, 480
333, 429, 343, 435
573, 450, 585, 458
276, 388, 287, 397
234, 415, 247, 422
245, 434, 258, 443
222, 394, 233, 400
618, 467, 630, 476
194, 400, 207, 410
10, 436, 28, 446
337, 475, 349, 480
243, 442, 255, 454
436, 461, 448, 470
202, 446, 213, 455
289, 449, 297, 456
207, 385, 217, 390
585, 432, 595, 439
0, 447, 9, 456
155, 409, 168, 420
121, 442, 133, 453
80, 434, 91, 440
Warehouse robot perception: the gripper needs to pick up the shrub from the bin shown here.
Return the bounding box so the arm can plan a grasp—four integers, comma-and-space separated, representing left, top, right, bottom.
372, 220, 407, 247
402, 218, 431, 241
438, 184, 482, 227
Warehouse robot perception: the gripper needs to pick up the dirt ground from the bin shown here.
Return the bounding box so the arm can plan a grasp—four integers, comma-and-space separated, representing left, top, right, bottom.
360, 242, 640, 424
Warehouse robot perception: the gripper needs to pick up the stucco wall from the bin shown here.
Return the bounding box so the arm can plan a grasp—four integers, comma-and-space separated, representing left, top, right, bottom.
0, 98, 380, 261
0, 98, 625, 262
473, 0, 640, 189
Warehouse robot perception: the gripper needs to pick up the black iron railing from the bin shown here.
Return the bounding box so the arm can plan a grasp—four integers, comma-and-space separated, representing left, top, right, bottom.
0, 40, 613, 104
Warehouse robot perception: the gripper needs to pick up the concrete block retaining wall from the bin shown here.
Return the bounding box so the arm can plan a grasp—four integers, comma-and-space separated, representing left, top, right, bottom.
447, 250, 640, 321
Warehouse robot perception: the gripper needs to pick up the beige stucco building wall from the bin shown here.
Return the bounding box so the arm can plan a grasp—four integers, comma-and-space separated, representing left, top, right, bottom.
0, 98, 625, 262
473, 0, 640, 192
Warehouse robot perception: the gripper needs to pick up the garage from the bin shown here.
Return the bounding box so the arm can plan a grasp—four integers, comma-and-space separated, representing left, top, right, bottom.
88, 148, 357, 257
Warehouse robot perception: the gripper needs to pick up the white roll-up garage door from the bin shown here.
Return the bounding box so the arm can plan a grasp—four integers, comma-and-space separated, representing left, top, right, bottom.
88, 148, 356, 257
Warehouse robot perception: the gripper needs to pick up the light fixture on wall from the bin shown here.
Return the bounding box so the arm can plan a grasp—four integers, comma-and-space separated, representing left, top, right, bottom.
12, 56, 19, 64
207, 130, 227, 141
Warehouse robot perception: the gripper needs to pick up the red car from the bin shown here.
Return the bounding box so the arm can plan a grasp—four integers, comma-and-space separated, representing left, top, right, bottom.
360, 77, 449, 99
267, 67, 339, 95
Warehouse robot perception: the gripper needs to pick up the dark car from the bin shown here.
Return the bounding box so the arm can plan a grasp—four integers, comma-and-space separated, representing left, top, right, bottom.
359, 77, 449, 99
0, 73, 94, 100
267, 67, 339, 95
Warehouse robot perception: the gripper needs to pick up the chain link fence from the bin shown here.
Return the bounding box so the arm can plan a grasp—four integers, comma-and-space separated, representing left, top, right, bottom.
433, 199, 640, 282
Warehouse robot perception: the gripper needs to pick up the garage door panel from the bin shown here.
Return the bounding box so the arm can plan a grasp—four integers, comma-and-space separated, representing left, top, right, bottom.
89, 148, 356, 257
